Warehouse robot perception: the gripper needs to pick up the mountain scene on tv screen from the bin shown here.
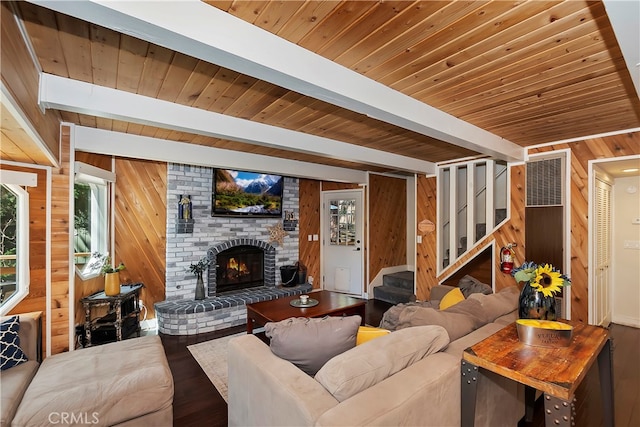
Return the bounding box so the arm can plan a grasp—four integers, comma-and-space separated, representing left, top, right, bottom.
215, 170, 283, 215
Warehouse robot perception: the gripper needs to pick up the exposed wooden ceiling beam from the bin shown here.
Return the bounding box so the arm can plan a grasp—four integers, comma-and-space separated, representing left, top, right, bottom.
40, 73, 433, 174
28, 0, 525, 162
73, 125, 369, 184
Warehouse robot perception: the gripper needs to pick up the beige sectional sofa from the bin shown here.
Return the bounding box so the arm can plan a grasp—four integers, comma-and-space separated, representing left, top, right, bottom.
1, 314, 174, 427
228, 285, 525, 426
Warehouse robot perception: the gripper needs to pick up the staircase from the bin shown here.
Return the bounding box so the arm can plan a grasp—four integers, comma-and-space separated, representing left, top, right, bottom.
373, 271, 416, 305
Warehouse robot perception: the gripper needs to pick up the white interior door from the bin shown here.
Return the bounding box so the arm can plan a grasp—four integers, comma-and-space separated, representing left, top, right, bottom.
593, 175, 612, 326
322, 190, 364, 296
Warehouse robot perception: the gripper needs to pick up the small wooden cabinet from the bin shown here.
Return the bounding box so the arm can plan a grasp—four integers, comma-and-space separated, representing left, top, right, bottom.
80, 283, 143, 347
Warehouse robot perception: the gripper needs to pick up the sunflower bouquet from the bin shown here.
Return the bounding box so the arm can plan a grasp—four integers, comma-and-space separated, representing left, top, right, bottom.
511, 261, 571, 297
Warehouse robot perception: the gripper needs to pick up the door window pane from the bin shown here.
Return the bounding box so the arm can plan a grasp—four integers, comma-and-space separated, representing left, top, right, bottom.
329, 199, 356, 246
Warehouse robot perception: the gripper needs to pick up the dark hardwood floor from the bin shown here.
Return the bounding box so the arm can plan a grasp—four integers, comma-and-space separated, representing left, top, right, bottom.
161, 301, 639, 426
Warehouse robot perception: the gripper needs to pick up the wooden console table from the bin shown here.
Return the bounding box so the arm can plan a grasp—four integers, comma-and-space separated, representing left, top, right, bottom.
461, 320, 613, 427
80, 283, 143, 347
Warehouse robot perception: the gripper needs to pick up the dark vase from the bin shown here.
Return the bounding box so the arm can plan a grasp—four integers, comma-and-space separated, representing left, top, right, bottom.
518, 282, 557, 320
195, 272, 205, 300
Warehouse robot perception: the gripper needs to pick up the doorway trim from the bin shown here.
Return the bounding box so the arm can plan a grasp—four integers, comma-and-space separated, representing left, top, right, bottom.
320, 188, 366, 297
588, 154, 640, 325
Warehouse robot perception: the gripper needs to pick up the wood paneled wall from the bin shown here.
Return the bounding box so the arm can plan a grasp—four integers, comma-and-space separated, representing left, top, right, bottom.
75, 151, 112, 171
368, 174, 407, 284
528, 131, 640, 322
5, 165, 48, 357
5, 128, 72, 355
320, 182, 360, 191
298, 179, 321, 289
0, 2, 60, 164
416, 174, 438, 299
113, 158, 167, 318
49, 126, 72, 354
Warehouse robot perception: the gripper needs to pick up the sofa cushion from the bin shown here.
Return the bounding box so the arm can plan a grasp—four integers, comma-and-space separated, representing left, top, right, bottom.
0, 360, 39, 427
396, 298, 489, 341
265, 315, 361, 376
1, 316, 28, 371
468, 285, 519, 322
315, 325, 449, 402
458, 275, 493, 298
439, 287, 465, 310
12, 335, 173, 426
378, 300, 439, 331
356, 326, 390, 345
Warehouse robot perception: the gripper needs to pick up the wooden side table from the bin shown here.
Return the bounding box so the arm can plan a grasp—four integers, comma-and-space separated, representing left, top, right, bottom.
80, 283, 143, 347
461, 320, 613, 427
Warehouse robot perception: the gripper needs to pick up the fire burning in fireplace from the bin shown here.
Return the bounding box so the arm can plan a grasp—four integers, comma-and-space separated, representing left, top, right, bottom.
226, 257, 250, 279
216, 245, 264, 293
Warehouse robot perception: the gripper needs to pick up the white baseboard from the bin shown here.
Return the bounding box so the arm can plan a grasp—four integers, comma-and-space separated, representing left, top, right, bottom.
612, 314, 640, 328
140, 318, 158, 332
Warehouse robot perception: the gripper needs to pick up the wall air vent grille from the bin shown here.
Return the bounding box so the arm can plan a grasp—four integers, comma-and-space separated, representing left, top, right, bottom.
526, 157, 563, 206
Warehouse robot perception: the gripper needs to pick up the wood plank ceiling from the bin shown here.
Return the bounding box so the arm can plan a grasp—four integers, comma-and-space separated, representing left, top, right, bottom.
5, 0, 640, 174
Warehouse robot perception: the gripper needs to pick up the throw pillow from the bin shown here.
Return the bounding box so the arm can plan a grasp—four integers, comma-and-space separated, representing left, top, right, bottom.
1, 316, 28, 371
315, 325, 450, 402
265, 315, 361, 376
356, 326, 390, 345
458, 275, 493, 298
439, 287, 465, 310
468, 285, 520, 322
379, 300, 439, 331
395, 298, 489, 341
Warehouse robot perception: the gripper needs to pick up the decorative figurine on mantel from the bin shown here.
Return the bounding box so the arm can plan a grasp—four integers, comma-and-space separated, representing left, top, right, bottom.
179, 195, 192, 220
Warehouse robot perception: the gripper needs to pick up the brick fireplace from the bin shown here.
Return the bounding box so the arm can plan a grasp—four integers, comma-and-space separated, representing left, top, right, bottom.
155, 164, 311, 335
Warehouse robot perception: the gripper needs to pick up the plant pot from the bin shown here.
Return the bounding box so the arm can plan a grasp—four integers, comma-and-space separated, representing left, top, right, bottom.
518, 282, 557, 320
195, 273, 206, 300
104, 272, 121, 296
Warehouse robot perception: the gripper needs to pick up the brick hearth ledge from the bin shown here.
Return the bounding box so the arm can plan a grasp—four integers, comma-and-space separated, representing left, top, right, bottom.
154, 284, 312, 335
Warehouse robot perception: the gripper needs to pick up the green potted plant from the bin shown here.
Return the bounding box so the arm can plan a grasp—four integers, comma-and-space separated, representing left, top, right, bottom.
89, 253, 126, 296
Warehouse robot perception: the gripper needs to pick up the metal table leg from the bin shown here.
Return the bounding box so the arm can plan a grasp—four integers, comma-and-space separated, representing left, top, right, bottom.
543, 394, 574, 426
461, 360, 479, 427
598, 338, 615, 427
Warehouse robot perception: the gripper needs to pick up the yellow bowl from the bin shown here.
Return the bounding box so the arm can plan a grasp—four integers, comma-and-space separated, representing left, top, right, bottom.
516, 319, 573, 347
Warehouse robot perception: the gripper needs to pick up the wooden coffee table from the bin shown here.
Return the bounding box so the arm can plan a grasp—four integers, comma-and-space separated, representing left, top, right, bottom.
461, 319, 613, 427
245, 290, 366, 333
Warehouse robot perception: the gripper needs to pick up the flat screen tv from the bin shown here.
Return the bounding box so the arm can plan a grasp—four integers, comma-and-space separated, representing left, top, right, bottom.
212, 169, 284, 217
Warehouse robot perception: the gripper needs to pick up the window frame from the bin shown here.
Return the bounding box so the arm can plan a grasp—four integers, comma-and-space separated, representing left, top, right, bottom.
0, 183, 30, 315
73, 162, 115, 280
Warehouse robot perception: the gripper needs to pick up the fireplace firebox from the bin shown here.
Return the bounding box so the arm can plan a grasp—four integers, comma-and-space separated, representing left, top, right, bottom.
216, 245, 264, 293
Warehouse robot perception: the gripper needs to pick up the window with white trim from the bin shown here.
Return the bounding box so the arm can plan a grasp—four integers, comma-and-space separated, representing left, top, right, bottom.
74, 162, 114, 279
0, 178, 31, 314
438, 159, 508, 270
